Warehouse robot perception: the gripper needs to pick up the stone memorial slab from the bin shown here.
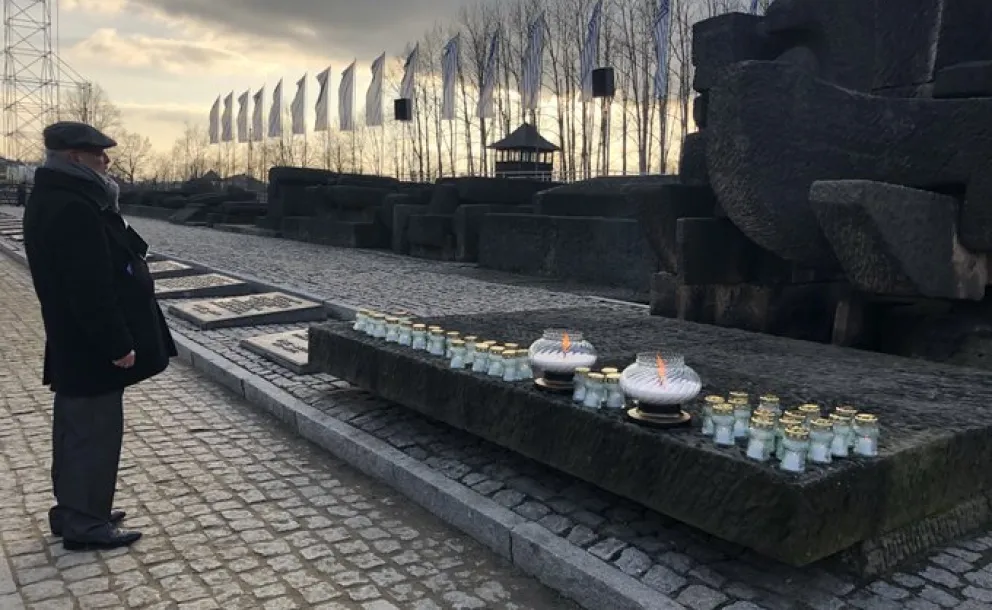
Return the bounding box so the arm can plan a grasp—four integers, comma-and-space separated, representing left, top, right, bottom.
169, 292, 325, 329
311, 306, 992, 573
155, 273, 253, 299
240, 329, 314, 374
147, 260, 198, 279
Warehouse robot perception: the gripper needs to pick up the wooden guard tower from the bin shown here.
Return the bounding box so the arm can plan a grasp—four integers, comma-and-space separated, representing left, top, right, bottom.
488, 123, 559, 180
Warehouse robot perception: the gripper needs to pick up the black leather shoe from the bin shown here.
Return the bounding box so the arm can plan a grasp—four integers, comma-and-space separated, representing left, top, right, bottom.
51, 510, 126, 538
63, 527, 142, 551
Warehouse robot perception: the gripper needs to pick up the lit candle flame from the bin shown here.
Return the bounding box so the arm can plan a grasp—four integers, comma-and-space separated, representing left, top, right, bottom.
655, 353, 666, 384
561, 332, 571, 353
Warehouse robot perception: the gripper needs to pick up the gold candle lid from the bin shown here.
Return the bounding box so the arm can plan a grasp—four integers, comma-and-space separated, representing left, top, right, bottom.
854, 413, 878, 424
504, 343, 519, 349
759, 394, 780, 404
811, 418, 833, 429
479, 340, 496, 346
575, 367, 591, 375
450, 339, 465, 346
834, 405, 858, 417
400, 320, 413, 327
751, 417, 775, 429
503, 349, 517, 357
829, 413, 850, 424
605, 373, 621, 383
428, 325, 442, 331
784, 409, 804, 420
430, 328, 443, 335
754, 407, 777, 418
368, 312, 384, 318
703, 395, 725, 404
358, 309, 370, 316
779, 416, 803, 427
798, 403, 820, 415
601, 367, 619, 375
412, 323, 426, 330
587, 372, 605, 381
712, 403, 733, 415
728, 397, 749, 406
490, 346, 505, 354
728, 391, 749, 400
464, 335, 478, 342
784, 426, 809, 440
385, 316, 399, 323
446, 331, 460, 337
476, 344, 490, 352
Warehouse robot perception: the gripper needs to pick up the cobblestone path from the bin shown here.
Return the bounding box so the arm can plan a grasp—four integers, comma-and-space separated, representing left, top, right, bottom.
0, 255, 575, 609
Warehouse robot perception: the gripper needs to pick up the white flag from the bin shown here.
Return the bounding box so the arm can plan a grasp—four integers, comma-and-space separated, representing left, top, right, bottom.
236, 91, 249, 143
580, 0, 603, 101
520, 14, 546, 110
314, 67, 331, 131
366, 53, 385, 127
208, 96, 220, 144
400, 44, 419, 100
291, 74, 307, 135
221, 92, 233, 142
252, 87, 264, 141
268, 79, 283, 138
477, 32, 499, 119
441, 35, 459, 121
653, 0, 671, 99
339, 61, 355, 131
750, 0, 760, 14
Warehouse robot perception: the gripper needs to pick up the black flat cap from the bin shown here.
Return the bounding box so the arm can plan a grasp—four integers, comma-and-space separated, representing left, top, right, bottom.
43, 121, 117, 151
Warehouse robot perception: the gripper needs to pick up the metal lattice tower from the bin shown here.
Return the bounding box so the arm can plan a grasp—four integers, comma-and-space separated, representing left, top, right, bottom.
3, 0, 58, 163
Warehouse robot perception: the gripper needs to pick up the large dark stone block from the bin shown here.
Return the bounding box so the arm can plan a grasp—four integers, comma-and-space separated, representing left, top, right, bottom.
453, 204, 527, 263
437, 176, 556, 205
533, 176, 676, 218
310, 306, 992, 569
635, 183, 717, 274
407, 214, 455, 260
809, 180, 987, 299
933, 60, 992, 99
476, 214, 552, 275
391, 204, 426, 254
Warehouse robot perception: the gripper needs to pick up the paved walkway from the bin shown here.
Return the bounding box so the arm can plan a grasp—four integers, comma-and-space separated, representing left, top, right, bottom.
0, 255, 574, 609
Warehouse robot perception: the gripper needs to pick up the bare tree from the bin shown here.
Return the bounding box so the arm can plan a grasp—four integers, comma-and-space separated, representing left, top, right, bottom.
170, 123, 211, 180
112, 130, 153, 183
62, 83, 122, 132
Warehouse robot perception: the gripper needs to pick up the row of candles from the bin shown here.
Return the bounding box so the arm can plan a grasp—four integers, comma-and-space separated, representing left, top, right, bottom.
702, 393, 880, 473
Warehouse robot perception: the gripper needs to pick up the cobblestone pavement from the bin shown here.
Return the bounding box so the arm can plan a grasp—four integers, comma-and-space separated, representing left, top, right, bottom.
0, 256, 576, 609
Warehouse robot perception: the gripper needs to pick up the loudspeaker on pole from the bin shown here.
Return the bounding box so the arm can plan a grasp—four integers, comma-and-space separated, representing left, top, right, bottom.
592, 67, 615, 98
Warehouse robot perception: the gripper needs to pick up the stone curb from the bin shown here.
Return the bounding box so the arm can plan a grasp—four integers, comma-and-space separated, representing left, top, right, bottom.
0, 237, 685, 610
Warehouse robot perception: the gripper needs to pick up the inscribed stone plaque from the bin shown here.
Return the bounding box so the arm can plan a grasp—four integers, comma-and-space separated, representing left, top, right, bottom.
241, 329, 315, 374
168, 292, 326, 329
147, 260, 197, 279
155, 273, 252, 299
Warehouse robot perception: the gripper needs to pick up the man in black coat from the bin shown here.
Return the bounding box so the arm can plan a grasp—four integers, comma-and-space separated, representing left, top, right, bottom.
22, 121, 177, 551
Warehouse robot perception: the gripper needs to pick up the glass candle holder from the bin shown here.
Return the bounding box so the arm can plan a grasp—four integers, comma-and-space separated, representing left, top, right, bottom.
463, 336, 478, 364
353, 309, 370, 333
370, 314, 387, 339
758, 394, 781, 419
582, 373, 605, 408
808, 418, 834, 464
604, 373, 625, 409
445, 331, 460, 358
829, 413, 852, 458
398, 321, 413, 346
411, 324, 428, 350
384, 317, 400, 343
572, 367, 591, 403
776, 416, 803, 461
711, 403, 736, 447
730, 397, 751, 440
754, 407, 778, 422
701, 395, 723, 436
853, 413, 879, 457
516, 352, 533, 380
427, 329, 445, 356
798, 403, 821, 425
449, 339, 467, 369
619, 352, 702, 406
502, 350, 519, 382
779, 426, 810, 473
746, 417, 776, 462
472, 344, 490, 373
834, 406, 859, 448
528, 329, 597, 383
487, 347, 506, 377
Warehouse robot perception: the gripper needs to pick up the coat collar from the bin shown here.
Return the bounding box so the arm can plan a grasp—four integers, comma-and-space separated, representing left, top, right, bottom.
33, 167, 112, 212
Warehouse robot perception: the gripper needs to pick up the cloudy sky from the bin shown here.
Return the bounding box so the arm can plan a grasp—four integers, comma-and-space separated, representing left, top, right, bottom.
62, 0, 464, 151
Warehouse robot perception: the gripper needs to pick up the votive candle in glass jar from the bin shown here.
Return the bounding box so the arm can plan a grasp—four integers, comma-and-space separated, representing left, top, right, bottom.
353, 309, 370, 333
487, 347, 506, 377
758, 394, 781, 419
445, 331, 461, 358
712, 403, 736, 447
427, 328, 445, 356
798, 403, 821, 425
779, 426, 810, 473
572, 367, 591, 403
853, 413, 879, 457
730, 397, 751, 440
362, 313, 378, 337
604, 373, 624, 409
449, 339, 467, 369
834, 406, 858, 448
582, 373, 605, 409
398, 320, 413, 346
463, 336, 478, 364
754, 407, 777, 422
517, 351, 533, 380
384, 317, 400, 343
808, 418, 835, 464
472, 344, 490, 372
370, 314, 388, 339
829, 413, 852, 458
746, 417, 776, 462
502, 350, 518, 381
411, 324, 428, 350
701, 395, 724, 436
776, 416, 803, 460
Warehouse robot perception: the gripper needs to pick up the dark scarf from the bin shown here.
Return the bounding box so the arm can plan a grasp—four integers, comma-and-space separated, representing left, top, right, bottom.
43, 150, 120, 213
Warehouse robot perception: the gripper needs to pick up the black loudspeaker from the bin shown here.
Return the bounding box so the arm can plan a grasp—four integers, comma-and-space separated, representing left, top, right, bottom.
394, 98, 412, 121
592, 67, 615, 98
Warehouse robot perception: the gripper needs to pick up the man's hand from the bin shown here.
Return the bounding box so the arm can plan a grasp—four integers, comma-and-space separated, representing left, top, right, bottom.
113, 350, 135, 368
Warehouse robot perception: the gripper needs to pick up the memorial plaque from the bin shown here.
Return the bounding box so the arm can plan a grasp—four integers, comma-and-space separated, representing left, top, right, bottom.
155, 273, 253, 299
147, 260, 198, 279
168, 291, 326, 329
241, 329, 315, 374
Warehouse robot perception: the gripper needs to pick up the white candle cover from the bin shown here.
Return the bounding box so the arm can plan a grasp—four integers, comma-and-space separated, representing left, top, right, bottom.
530, 351, 597, 374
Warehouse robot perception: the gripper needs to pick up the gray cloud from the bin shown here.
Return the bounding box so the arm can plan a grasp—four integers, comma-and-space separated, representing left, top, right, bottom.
131, 0, 473, 58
